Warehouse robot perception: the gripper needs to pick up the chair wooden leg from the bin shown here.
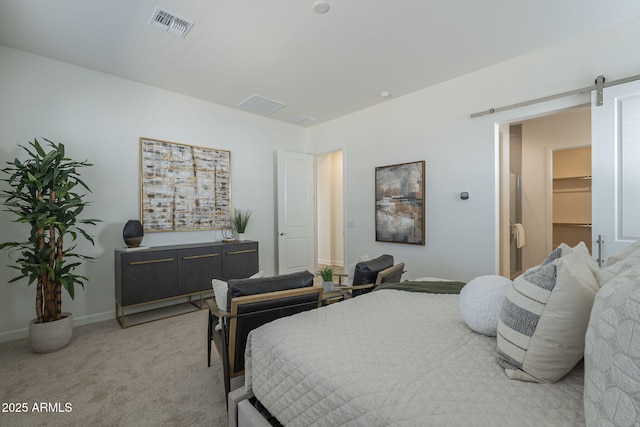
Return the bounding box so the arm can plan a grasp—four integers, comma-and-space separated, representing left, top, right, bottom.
221, 320, 231, 404
207, 310, 230, 404
207, 310, 213, 367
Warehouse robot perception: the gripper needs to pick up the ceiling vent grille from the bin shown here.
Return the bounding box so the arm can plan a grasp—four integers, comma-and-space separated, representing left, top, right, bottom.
289, 115, 317, 126
237, 94, 287, 115
149, 7, 194, 38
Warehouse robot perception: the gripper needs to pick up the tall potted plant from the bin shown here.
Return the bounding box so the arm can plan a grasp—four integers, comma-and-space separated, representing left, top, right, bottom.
0, 138, 99, 353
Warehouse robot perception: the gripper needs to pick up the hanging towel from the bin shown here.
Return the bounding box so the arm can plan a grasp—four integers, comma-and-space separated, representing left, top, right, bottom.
514, 223, 526, 249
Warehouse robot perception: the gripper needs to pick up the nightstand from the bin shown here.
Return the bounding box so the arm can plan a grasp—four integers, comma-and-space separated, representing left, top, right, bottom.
320, 283, 376, 305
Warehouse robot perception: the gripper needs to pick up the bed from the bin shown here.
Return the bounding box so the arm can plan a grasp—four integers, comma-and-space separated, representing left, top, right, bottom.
243, 285, 584, 426
237, 241, 640, 427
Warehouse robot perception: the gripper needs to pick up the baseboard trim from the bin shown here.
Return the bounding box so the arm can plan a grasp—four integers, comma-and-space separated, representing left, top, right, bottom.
318, 259, 345, 268
73, 310, 115, 327
0, 310, 115, 344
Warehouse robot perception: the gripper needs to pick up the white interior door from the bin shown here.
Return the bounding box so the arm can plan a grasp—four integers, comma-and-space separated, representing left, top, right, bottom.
591, 80, 640, 265
276, 151, 315, 274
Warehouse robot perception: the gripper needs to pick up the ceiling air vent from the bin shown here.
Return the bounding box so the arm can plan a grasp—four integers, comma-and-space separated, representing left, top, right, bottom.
289, 115, 317, 126
149, 7, 194, 38
237, 94, 287, 115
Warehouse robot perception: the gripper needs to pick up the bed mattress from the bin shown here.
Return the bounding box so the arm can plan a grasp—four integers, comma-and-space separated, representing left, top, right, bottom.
245, 289, 585, 426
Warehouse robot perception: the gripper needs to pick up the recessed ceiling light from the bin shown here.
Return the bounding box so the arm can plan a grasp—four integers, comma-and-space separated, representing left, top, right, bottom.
312, 1, 330, 14
380, 91, 391, 98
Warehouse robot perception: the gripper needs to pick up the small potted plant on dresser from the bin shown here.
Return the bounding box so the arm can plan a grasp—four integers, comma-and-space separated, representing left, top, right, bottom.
0, 138, 99, 353
318, 266, 335, 291
233, 208, 252, 241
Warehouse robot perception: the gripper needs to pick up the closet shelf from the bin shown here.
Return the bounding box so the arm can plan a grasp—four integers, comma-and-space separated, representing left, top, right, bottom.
553, 175, 591, 181
553, 188, 591, 193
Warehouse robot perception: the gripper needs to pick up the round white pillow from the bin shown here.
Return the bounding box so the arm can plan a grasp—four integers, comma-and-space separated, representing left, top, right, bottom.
459, 275, 512, 336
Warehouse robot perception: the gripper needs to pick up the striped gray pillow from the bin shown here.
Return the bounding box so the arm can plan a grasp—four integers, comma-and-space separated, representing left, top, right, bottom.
497, 247, 599, 383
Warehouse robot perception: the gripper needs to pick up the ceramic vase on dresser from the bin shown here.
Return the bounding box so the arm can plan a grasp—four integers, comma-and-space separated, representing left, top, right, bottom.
123, 219, 144, 248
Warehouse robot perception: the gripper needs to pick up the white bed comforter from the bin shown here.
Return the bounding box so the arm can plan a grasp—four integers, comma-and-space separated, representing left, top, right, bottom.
245, 289, 585, 426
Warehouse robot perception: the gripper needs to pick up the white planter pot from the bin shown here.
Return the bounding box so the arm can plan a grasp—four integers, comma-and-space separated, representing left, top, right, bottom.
29, 313, 73, 354
322, 281, 335, 292
237, 233, 246, 241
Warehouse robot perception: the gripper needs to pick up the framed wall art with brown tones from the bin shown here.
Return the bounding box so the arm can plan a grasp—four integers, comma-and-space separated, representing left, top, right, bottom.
140, 137, 231, 232
375, 160, 425, 245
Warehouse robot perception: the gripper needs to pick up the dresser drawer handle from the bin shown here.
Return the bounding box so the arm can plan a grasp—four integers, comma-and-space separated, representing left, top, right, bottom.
226, 249, 257, 255
129, 258, 175, 266
182, 253, 220, 260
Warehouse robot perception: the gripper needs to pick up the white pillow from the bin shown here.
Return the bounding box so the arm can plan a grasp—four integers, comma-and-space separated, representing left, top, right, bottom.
595, 239, 640, 286
604, 239, 640, 266
497, 247, 599, 383
459, 275, 512, 336
211, 279, 229, 311
584, 264, 640, 426
211, 271, 264, 311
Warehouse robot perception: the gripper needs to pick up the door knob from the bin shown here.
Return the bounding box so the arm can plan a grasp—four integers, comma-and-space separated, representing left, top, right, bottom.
279, 232, 287, 236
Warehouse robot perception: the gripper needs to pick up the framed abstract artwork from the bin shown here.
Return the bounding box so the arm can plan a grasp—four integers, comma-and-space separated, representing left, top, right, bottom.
375, 160, 425, 245
139, 137, 231, 232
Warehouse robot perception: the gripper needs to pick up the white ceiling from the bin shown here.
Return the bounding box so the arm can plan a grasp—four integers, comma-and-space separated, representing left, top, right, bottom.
2, 0, 640, 126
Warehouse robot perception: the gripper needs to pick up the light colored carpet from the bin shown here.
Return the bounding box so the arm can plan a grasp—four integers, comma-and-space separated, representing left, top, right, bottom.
0, 308, 232, 426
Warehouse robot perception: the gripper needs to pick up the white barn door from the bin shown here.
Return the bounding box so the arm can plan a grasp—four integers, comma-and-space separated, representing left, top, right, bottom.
592, 80, 640, 265
276, 151, 316, 274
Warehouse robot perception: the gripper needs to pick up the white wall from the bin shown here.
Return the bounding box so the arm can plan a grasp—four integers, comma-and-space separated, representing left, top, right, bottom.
520, 108, 591, 270
316, 151, 344, 267
3, 15, 640, 340
317, 155, 332, 265
331, 151, 344, 266
309, 16, 640, 281
0, 46, 308, 341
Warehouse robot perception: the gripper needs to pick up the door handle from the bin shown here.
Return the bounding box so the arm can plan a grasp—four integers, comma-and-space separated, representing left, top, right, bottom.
129, 258, 174, 266
279, 232, 287, 236
226, 249, 257, 256
596, 235, 605, 267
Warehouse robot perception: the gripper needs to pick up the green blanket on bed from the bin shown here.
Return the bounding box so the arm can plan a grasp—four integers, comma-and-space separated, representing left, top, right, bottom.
374, 280, 466, 294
